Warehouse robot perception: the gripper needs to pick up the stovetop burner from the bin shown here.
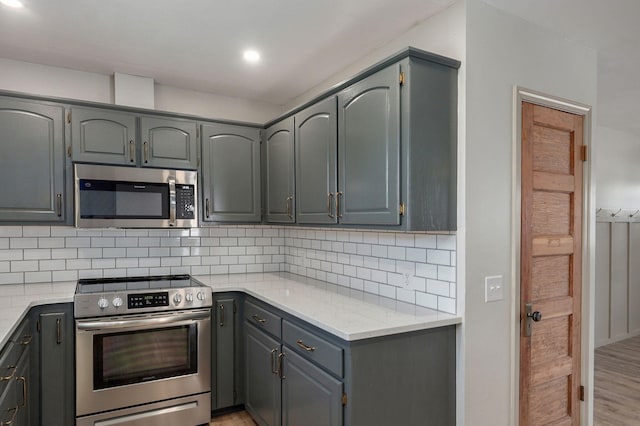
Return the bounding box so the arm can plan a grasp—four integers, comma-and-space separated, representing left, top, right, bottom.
74, 274, 212, 318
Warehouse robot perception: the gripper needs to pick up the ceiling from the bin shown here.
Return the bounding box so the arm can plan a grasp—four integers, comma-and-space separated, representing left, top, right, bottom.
0, 0, 455, 105
0, 0, 638, 135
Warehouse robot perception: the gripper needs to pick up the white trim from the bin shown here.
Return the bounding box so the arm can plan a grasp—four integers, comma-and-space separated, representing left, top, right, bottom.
511, 86, 594, 426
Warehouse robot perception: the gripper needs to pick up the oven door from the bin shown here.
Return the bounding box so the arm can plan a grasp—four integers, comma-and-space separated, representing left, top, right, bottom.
75, 309, 211, 417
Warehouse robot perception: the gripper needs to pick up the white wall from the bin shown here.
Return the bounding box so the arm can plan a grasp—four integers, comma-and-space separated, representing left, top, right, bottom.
595, 126, 640, 208
464, 1, 597, 425
0, 57, 282, 123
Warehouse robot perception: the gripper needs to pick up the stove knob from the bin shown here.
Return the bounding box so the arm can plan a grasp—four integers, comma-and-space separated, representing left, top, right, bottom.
98, 297, 109, 309
173, 293, 182, 305
196, 291, 206, 301
185, 293, 194, 303
112, 297, 123, 308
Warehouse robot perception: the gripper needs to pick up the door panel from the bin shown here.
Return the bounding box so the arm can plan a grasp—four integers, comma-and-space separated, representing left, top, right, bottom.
295, 97, 337, 224
213, 297, 236, 409
72, 107, 136, 165
245, 324, 281, 426
338, 65, 400, 225
0, 98, 66, 222
201, 123, 261, 222
520, 101, 583, 426
264, 118, 295, 223
140, 117, 197, 169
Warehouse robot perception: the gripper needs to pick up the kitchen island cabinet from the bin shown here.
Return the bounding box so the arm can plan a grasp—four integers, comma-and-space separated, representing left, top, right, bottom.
0, 97, 68, 224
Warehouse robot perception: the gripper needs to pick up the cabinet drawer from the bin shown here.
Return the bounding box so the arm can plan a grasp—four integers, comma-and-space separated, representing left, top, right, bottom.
0, 318, 30, 398
245, 300, 281, 339
283, 320, 343, 377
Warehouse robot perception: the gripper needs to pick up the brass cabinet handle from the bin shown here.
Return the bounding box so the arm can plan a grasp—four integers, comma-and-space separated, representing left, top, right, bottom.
0, 406, 17, 426
327, 193, 335, 218
252, 314, 266, 324
278, 352, 286, 380
270, 349, 278, 375
56, 318, 62, 345
19, 335, 31, 346
143, 141, 149, 163
336, 191, 343, 218
219, 304, 225, 327
296, 339, 316, 352
285, 196, 294, 219
205, 198, 211, 218
0, 366, 16, 381
17, 376, 26, 408
56, 194, 62, 217
129, 140, 135, 163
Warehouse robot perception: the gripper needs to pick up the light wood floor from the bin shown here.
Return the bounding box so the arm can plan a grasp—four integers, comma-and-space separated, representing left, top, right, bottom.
210, 410, 257, 426
594, 335, 640, 425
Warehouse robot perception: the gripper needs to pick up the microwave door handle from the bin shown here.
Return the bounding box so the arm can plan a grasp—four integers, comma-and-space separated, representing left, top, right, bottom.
168, 177, 176, 226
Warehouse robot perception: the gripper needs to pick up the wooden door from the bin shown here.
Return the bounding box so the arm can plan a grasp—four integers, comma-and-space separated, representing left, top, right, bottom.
264, 117, 295, 223
140, 116, 197, 170
520, 101, 583, 425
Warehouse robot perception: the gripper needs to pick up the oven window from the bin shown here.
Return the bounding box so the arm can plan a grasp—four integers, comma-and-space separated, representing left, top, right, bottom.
93, 324, 198, 389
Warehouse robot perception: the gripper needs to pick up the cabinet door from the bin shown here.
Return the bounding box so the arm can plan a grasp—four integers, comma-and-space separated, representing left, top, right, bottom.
338, 64, 401, 225
0, 377, 17, 426
71, 107, 137, 165
0, 98, 66, 223
140, 116, 197, 169
245, 324, 281, 426
14, 347, 29, 426
213, 296, 237, 409
295, 97, 338, 224
37, 306, 74, 426
282, 349, 342, 426
264, 117, 295, 223
201, 123, 261, 222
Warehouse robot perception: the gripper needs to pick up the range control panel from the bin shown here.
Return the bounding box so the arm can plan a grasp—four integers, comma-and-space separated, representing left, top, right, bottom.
128, 292, 169, 309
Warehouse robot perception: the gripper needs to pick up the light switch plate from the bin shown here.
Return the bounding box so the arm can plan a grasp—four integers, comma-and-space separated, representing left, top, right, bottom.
485, 275, 504, 302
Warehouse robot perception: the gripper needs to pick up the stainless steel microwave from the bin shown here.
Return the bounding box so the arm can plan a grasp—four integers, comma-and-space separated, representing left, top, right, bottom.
74, 164, 197, 228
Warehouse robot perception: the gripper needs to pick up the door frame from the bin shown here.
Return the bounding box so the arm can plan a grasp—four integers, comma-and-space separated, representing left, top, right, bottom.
510, 87, 594, 425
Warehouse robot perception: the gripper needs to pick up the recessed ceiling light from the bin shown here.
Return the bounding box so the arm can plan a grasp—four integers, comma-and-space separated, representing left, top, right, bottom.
243, 50, 260, 64
0, 0, 24, 8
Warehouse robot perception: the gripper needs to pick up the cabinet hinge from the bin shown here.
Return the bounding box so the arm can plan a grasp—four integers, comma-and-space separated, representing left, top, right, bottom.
580, 145, 587, 162
66, 111, 71, 124
36, 319, 41, 333
399, 202, 406, 216
579, 385, 585, 401
399, 71, 405, 86
67, 146, 72, 158
341, 393, 347, 406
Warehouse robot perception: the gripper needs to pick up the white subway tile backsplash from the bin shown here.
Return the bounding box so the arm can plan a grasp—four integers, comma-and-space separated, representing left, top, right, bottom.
0, 225, 457, 314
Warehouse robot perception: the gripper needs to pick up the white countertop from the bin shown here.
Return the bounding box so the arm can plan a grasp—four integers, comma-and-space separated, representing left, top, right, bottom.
0, 272, 461, 348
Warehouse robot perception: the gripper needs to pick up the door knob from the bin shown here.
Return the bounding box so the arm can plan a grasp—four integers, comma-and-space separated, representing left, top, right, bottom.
527, 310, 542, 322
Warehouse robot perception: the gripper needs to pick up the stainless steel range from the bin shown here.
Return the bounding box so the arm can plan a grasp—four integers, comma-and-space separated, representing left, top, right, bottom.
74, 275, 212, 426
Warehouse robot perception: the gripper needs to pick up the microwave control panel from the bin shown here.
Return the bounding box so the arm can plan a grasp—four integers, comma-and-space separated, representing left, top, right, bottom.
176, 185, 195, 219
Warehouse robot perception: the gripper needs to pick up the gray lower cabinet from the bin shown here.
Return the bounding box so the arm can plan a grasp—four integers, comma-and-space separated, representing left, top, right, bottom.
201, 123, 261, 223
0, 97, 67, 223
212, 294, 243, 410
264, 117, 295, 223
245, 323, 282, 426
243, 297, 456, 426
294, 97, 338, 224
71, 107, 197, 169
29, 303, 74, 426
0, 316, 31, 426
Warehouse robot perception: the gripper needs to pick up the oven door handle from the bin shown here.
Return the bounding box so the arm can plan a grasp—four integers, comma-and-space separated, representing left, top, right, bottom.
76, 310, 210, 331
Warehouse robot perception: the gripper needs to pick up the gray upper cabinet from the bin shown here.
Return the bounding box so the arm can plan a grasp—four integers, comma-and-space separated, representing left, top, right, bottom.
139, 116, 197, 169
71, 107, 136, 166
294, 97, 338, 224
201, 123, 261, 223
338, 64, 401, 226
0, 97, 67, 223
264, 117, 295, 223
71, 107, 197, 169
